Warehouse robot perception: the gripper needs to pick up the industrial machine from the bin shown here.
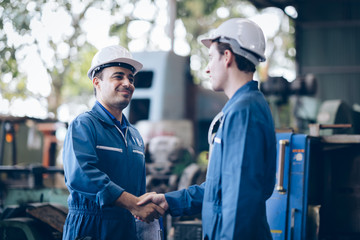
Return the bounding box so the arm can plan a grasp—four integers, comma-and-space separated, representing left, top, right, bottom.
0, 116, 68, 239
267, 128, 360, 240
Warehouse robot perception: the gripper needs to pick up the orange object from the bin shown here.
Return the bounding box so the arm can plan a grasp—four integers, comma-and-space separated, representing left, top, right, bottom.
5, 133, 13, 143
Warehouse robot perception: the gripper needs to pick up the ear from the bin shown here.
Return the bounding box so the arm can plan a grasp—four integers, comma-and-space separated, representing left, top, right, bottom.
93, 77, 100, 89
224, 50, 234, 67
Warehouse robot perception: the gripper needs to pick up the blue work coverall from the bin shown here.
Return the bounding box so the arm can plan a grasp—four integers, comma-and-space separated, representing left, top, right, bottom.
62, 103, 146, 240
165, 80, 276, 239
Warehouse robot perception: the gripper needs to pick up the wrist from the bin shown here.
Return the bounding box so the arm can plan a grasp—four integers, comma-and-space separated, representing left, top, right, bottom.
162, 194, 169, 210
116, 191, 139, 211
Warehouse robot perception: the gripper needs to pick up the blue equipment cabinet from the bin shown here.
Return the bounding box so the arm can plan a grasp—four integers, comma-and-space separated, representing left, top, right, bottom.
267, 132, 360, 240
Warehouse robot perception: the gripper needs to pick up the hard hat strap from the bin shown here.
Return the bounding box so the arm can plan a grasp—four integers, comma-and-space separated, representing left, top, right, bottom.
91, 62, 136, 79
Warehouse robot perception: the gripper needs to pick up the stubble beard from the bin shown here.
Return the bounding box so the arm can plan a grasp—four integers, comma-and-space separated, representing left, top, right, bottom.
105, 91, 132, 111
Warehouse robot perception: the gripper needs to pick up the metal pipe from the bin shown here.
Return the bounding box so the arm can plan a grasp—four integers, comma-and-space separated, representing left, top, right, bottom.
10, 123, 17, 166
276, 139, 289, 194
0, 121, 5, 165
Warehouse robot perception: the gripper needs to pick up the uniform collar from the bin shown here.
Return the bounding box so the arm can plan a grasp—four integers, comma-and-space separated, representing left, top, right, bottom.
91, 102, 129, 130
95, 101, 127, 130
222, 80, 259, 112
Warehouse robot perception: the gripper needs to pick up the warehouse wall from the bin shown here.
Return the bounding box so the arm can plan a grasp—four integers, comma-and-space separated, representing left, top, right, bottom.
296, 0, 360, 106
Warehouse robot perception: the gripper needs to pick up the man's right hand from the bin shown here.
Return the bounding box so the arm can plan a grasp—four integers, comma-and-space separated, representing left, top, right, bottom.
115, 192, 165, 223
129, 201, 165, 223
137, 193, 169, 211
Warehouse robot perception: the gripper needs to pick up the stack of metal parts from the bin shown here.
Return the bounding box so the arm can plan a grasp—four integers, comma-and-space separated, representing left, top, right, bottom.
0, 203, 67, 240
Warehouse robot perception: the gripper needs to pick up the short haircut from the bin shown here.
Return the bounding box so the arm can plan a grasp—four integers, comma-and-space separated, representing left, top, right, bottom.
93, 69, 104, 97
215, 41, 256, 73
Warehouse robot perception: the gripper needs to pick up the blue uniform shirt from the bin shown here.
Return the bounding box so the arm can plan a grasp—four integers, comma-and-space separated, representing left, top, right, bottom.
165, 80, 276, 240
62, 103, 146, 240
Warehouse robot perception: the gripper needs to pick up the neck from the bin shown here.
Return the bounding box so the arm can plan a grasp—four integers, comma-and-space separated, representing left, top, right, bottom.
97, 100, 123, 122
224, 70, 253, 99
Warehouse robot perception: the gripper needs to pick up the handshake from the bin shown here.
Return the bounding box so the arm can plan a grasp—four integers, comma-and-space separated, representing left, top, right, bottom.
130, 193, 169, 223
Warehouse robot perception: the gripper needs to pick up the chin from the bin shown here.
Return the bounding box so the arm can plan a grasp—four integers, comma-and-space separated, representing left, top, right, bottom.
112, 99, 129, 109
212, 85, 221, 92
119, 101, 130, 108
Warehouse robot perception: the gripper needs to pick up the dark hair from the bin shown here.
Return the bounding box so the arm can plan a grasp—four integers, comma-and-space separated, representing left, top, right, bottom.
215, 41, 256, 73
93, 70, 104, 97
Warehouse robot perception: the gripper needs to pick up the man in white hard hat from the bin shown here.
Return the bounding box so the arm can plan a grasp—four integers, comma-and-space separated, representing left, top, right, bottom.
138, 19, 276, 239
62, 45, 165, 240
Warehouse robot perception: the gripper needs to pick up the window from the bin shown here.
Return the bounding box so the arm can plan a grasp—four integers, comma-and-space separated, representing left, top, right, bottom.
129, 99, 150, 124
134, 71, 154, 88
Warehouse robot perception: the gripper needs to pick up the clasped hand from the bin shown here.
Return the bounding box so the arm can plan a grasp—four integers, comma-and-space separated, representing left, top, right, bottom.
133, 192, 169, 223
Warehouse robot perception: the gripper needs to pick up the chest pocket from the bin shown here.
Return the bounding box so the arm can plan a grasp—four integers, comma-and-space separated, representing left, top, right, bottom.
96, 145, 123, 153
207, 135, 222, 180
132, 149, 144, 157
128, 133, 145, 161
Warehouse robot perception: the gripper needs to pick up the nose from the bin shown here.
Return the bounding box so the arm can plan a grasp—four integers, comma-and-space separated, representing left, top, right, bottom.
205, 64, 210, 74
122, 77, 133, 88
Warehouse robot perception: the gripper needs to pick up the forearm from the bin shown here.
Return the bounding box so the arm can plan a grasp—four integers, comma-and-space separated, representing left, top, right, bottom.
165, 183, 205, 216
115, 191, 138, 211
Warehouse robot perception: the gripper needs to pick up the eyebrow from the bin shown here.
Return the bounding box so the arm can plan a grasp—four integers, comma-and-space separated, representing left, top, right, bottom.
112, 72, 134, 78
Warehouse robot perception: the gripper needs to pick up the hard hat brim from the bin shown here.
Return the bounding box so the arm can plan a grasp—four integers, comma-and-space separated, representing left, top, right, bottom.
200, 38, 214, 49
87, 58, 143, 80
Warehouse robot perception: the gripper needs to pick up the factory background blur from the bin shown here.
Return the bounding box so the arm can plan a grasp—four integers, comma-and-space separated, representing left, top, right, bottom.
0, 0, 360, 239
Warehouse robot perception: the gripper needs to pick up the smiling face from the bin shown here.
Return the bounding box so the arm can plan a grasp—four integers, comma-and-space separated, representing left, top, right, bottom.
205, 42, 228, 92
93, 66, 135, 111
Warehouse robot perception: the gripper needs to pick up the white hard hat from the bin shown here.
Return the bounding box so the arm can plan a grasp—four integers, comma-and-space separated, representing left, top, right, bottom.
87, 45, 143, 79
201, 18, 266, 66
